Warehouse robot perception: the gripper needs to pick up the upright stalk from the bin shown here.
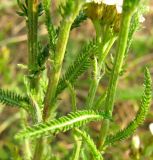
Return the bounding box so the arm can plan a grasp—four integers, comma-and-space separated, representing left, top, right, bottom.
43, 1, 84, 120
85, 33, 116, 109
71, 135, 82, 160
33, 138, 46, 160
43, 22, 73, 120
20, 110, 32, 160
27, 0, 39, 90
33, 1, 84, 160
27, 1, 41, 159
98, 12, 133, 150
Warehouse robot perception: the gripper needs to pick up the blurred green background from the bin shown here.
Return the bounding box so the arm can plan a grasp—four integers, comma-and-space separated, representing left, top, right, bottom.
0, 0, 153, 159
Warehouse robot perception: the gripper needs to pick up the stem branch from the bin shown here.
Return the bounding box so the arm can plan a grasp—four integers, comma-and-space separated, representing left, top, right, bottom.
43, 1, 84, 120
98, 12, 132, 150
86, 36, 116, 109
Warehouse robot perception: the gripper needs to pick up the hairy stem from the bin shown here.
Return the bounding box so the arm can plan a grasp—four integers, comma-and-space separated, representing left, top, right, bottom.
104, 16, 132, 117
33, 2, 84, 160
98, 12, 133, 150
43, 22, 73, 120
20, 110, 32, 160
86, 37, 116, 109
33, 138, 46, 160
27, 0, 39, 90
71, 135, 82, 160
43, 1, 84, 120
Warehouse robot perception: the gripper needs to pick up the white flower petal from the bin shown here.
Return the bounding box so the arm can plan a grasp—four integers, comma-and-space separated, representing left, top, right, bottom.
149, 123, 153, 135
116, 5, 122, 13
86, 0, 124, 13
86, 0, 92, 2
102, 0, 116, 5
86, 0, 103, 4
116, 0, 123, 6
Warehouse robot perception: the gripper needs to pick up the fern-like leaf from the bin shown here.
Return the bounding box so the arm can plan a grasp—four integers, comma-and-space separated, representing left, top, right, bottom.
56, 41, 98, 96
0, 89, 29, 109
75, 129, 103, 160
16, 110, 105, 140
43, 0, 57, 54
71, 11, 87, 30
105, 68, 152, 146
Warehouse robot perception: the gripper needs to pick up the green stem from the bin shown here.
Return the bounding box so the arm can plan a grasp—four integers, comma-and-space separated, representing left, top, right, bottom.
71, 135, 82, 160
105, 14, 132, 117
98, 12, 132, 150
30, 94, 42, 123
27, 2, 42, 158
67, 81, 77, 112
33, 138, 46, 160
27, 0, 39, 90
33, 2, 84, 160
43, 22, 73, 120
85, 57, 99, 109
20, 110, 32, 160
94, 92, 107, 110
85, 37, 116, 109
68, 81, 81, 160
43, 1, 84, 120
32, 1, 54, 158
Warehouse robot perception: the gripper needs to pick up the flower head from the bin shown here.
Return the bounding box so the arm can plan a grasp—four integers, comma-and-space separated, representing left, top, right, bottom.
85, 3, 104, 20
86, 0, 123, 13
85, 0, 145, 33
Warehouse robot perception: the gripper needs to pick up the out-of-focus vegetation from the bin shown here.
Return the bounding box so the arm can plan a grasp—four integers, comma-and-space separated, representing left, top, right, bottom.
0, 0, 153, 160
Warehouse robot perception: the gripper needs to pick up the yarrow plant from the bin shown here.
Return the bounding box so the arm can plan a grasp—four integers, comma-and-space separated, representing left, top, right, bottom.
0, 0, 152, 159
86, 0, 123, 13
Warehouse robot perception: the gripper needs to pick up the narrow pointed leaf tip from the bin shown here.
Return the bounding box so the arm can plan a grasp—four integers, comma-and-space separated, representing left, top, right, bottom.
105, 67, 152, 146
15, 110, 105, 140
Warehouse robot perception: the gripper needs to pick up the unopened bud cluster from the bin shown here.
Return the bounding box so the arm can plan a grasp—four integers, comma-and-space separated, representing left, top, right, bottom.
85, 3, 121, 33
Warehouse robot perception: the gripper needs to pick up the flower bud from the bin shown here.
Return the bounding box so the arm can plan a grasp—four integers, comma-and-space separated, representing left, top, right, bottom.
85, 3, 122, 33
113, 13, 121, 33
149, 123, 153, 135
86, 3, 104, 20
132, 135, 140, 150
101, 5, 117, 26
